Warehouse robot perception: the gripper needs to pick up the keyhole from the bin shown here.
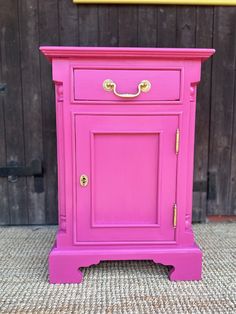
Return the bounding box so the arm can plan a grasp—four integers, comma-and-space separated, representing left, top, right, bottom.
80, 174, 88, 187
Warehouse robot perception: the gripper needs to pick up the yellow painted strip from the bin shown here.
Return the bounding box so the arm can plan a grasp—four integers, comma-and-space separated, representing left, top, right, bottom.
73, 0, 236, 5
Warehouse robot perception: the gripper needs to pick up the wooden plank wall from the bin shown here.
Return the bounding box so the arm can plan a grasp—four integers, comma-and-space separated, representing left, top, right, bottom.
0, 0, 235, 225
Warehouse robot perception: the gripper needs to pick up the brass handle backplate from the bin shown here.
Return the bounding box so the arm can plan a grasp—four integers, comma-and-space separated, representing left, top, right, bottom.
103, 79, 151, 98
80, 174, 88, 187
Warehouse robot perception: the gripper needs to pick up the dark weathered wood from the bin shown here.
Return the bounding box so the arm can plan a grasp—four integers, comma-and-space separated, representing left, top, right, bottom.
157, 6, 177, 47
176, 6, 196, 48
176, 6, 197, 221
118, 5, 138, 47
0, 3, 236, 224
193, 6, 214, 222
0, 104, 8, 225
138, 6, 157, 47
58, 0, 79, 45
78, 5, 99, 46
229, 48, 236, 215
38, 0, 59, 224
0, 0, 28, 224
18, 0, 45, 224
98, 5, 118, 46
0, 35, 9, 224
208, 7, 236, 216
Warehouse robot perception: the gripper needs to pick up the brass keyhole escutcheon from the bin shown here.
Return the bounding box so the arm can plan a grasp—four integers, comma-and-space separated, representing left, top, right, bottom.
80, 174, 88, 187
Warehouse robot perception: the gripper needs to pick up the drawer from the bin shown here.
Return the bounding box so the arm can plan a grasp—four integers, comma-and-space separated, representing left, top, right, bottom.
73, 69, 181, 102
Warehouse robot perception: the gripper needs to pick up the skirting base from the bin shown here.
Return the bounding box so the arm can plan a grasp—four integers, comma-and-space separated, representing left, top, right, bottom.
49, 243, 202, 284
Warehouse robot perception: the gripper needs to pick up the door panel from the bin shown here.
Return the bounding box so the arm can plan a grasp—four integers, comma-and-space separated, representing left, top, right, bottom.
74, 114, 178, 243
92, 132, 159, 226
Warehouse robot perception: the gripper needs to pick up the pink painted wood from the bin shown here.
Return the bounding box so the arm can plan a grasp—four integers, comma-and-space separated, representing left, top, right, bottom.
40, 47, 215, 284
74, 69, 181, 101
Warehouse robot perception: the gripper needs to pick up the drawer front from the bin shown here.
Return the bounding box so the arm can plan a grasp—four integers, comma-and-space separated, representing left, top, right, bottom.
73, 69, 181, 102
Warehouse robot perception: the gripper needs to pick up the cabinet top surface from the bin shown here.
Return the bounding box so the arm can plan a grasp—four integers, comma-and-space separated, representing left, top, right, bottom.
40, 46, 215, 62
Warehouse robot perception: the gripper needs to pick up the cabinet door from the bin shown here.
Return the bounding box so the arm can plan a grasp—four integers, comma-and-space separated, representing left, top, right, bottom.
74, 114, 178, 244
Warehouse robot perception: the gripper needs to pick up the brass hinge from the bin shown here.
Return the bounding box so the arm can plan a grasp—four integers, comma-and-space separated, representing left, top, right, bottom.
175, 128, 180, 154
173, 203, 177, 228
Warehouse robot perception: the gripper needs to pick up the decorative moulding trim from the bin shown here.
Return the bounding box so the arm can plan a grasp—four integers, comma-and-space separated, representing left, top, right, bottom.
40, 46, 215, 63
72, 0, 236, 4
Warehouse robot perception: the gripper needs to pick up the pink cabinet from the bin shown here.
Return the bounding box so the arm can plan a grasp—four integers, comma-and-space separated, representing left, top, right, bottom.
40, 47, 215, 284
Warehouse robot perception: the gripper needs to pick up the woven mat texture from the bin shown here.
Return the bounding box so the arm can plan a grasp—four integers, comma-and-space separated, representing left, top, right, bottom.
0, 223, 235, 314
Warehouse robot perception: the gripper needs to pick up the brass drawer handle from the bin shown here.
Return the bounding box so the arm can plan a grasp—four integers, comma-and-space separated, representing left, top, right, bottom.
103, 79, 151, 98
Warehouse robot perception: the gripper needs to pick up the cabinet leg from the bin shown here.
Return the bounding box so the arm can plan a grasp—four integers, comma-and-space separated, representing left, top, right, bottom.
49, 254, 83, 284
48, 246, 100, 284
169, 252, 202, 281
154, 246, 202, 281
